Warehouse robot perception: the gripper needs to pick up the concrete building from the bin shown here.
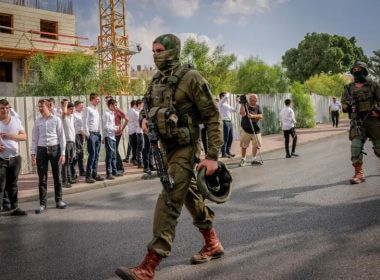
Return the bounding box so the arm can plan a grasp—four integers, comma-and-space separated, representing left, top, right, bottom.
0, 0, 89, 96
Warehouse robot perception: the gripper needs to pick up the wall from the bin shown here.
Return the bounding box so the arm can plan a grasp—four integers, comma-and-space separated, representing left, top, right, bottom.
2, 93, 331, 175
0, 58, 23, 96
0, 2, 77, 52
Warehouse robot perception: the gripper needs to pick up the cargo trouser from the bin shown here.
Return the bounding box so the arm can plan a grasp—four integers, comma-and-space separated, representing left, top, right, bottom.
147, 144, 215, 257
350, 116, 380, 164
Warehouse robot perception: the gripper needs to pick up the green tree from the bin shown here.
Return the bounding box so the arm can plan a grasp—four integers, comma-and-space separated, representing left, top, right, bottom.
98, 66, 129, 94
282, 33, 368, 82
18, 52, 98, 96
304, 73, 347, 96
369, 50, 380, 82
234, 57, 289, 94
290, 82, 316, 128
181, 38, 237, 95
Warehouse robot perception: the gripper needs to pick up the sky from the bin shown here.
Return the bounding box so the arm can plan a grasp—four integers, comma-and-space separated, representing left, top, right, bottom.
73, 0, 380, 68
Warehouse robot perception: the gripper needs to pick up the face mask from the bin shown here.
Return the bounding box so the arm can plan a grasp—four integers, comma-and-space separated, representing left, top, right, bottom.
153, 48, 180, 74
353, 69, 367, 83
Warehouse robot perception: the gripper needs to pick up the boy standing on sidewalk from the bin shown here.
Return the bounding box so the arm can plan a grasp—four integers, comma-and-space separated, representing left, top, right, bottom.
61, 100, 77, 188
280, 99, 299, 158
0, 99, 27, 216
103, 99, 122, 180
32, 99, 67, 214
83, 93, 104, 184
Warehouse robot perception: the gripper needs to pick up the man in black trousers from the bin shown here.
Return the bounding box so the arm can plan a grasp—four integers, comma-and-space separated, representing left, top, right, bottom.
0, 99, 27, 216
31, 99, 67, 214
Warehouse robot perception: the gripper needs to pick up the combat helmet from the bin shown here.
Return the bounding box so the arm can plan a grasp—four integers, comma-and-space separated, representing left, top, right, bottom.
197, 161, 232, 204
350, 61, 369, 76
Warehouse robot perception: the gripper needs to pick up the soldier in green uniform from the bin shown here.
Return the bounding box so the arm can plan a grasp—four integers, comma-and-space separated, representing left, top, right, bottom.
341, 61, 380, 184
115, 34, 224, 280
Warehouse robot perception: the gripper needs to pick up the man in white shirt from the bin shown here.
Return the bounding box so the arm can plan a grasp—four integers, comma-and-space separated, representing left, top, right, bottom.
103, 99, 123, 180
219, 92, 239, 158
31, 99, 67, 214
124, 100, 137, 163
83, 93, 104, 184
329, 96, 342, 127
0, 99, 27, 216
71, 100, 86, 178
61, 100, 77, 188
127, 100, 143, 167
280, 99, 299, 158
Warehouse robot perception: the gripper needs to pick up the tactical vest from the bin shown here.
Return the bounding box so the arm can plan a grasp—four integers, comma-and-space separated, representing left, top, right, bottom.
147, 64, 195, 148
348, 81, 377, 113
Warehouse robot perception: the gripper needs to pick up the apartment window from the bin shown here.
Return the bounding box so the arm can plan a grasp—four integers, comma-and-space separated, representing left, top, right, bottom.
40, 19, 58, 40
0, 13, 13, 34
0, 62, 13, 83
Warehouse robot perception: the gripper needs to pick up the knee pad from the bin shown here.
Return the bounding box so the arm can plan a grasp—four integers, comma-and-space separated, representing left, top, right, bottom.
373, 139, 380, 158
351, 138, 364, 161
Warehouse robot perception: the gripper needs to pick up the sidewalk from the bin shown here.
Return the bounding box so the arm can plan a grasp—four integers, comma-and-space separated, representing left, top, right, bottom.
17, 120, 349, 203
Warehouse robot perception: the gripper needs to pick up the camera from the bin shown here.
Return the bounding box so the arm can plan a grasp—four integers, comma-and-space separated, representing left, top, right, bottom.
238, 95, 247, 104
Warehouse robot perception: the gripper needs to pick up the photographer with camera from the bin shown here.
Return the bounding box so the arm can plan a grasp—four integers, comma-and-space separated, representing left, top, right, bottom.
239, 94, 263, 167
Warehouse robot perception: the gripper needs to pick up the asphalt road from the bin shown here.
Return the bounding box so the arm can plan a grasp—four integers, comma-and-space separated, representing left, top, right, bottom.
1, 134, 379, 280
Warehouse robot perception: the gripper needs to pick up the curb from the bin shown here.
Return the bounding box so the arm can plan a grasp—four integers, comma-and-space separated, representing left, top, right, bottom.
219, 129, 348, 165
18, 128, 348, 203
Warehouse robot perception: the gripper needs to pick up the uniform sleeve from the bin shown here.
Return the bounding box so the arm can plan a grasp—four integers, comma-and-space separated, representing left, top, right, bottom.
188, 71, 222, 161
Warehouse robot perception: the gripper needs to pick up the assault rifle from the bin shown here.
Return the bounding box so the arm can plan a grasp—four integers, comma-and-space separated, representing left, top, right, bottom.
143, 97, 174, 209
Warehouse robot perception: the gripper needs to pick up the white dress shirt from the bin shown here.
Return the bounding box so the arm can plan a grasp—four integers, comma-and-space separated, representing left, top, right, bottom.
0, 116, 24, 158
83, 105, 100, 136
62, 114, 76, 142
103, 110, 117, 141
219, 93, 238, 121
127, 108, 140, 135
280, 106, 296, 130
73, 111, 84, 135
31, 114, 66, 155
330, 101, 342, 112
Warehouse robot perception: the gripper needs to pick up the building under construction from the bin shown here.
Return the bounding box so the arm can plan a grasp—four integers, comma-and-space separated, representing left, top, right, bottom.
0, 0, 90, 96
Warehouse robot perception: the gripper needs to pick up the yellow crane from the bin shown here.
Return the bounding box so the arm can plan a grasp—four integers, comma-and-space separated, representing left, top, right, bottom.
97, 0, 141, 92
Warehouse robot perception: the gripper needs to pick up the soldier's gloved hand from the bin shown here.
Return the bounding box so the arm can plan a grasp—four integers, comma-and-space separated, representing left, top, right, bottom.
197, 159, 218, 176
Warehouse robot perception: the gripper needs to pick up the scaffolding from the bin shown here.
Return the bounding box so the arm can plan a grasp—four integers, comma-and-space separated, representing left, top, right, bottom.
97, 0, 140, 87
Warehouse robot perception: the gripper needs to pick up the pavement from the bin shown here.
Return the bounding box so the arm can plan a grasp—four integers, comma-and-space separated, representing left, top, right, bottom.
17, 120, 350, 203
1, 130, 379, 280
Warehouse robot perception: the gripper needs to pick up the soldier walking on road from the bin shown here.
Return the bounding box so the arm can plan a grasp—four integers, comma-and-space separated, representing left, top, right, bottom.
341, 61, 380, 184
115, 34, 224, 280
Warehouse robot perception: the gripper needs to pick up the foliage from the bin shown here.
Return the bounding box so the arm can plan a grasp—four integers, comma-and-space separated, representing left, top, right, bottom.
234, 57, 290, 94
282, 33, 369, 82
369, 50, 380, 82
18, 52, 98, 96
181, 38, 237, 95
290, 82, 316, 128
261, 106, 281, 135
98, 66, 128, 95
304, 73, 347, 97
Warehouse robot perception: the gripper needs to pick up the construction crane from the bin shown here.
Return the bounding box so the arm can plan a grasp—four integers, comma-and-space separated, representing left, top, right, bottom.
97, 0, 141, 91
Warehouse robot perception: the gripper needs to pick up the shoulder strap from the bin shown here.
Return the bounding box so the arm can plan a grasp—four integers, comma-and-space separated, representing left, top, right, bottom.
167, 64, 193, 93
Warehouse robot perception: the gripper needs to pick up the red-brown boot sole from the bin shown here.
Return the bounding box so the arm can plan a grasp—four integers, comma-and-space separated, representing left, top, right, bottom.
115, 267, 137, 280
190, 250, 224, 265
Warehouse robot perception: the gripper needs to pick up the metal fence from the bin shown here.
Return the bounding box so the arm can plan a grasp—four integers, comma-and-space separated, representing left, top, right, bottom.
2, 93, 331, 174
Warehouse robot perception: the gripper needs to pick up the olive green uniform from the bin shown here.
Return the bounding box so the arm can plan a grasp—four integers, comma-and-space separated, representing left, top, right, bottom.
341, 81, 380, 164
146, 68, 222, 257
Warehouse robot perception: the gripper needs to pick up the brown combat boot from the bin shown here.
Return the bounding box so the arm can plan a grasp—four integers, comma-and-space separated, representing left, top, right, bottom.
350, 162, 365, 184
115, 250, 162, 280
191, 228, 224, 264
